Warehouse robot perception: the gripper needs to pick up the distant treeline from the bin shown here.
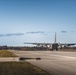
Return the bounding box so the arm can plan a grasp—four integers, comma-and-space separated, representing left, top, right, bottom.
10, 47, 49, 51
0, 46, 8, 50
0, 46, 76, 51
0, 46, 49, 51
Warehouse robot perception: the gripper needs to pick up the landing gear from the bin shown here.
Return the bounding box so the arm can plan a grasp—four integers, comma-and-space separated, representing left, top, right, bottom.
56, 48, 58, 51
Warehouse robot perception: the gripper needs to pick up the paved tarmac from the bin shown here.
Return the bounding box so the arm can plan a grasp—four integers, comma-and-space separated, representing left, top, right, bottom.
0, 57, 19, 62
10, 50, 76, 75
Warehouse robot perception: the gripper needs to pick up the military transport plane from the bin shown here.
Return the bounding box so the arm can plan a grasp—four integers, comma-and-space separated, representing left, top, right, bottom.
24, 33, 76, 50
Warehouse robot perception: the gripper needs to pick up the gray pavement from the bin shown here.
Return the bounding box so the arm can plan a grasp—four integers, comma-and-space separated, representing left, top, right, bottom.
0, 57, 19, 62
10, 50, 76, 75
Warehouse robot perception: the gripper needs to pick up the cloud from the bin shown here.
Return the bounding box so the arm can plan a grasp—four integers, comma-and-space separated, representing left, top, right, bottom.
61, 30, 67, 33
0, 33, 24, 37
26, 31, 45, 34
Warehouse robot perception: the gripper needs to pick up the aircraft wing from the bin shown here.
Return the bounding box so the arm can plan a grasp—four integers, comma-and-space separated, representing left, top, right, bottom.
24, 42, 52, 45
24, 42, 76, 46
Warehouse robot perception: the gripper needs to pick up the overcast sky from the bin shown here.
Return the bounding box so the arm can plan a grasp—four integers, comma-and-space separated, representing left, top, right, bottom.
0, 0, 76, 46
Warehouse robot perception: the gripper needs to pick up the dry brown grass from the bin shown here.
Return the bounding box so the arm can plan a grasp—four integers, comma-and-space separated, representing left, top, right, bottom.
0, 62, 51, 75
0, 50, 17, 57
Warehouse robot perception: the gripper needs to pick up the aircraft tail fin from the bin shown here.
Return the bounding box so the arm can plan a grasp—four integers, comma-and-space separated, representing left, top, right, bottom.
55, 32, 56, 43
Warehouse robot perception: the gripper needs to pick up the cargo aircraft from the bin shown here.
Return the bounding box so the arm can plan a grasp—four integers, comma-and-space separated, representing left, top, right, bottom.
24, 33, 76, 50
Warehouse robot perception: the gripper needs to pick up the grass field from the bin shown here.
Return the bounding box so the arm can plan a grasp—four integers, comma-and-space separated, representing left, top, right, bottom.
0, 62, 51, 75
0, 50, 17, 57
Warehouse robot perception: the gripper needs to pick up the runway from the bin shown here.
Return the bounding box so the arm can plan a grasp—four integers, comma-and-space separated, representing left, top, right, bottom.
10, 50, 76, 75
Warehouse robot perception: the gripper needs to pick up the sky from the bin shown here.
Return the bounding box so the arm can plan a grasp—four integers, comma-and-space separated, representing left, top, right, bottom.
0, 0, 76, 46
